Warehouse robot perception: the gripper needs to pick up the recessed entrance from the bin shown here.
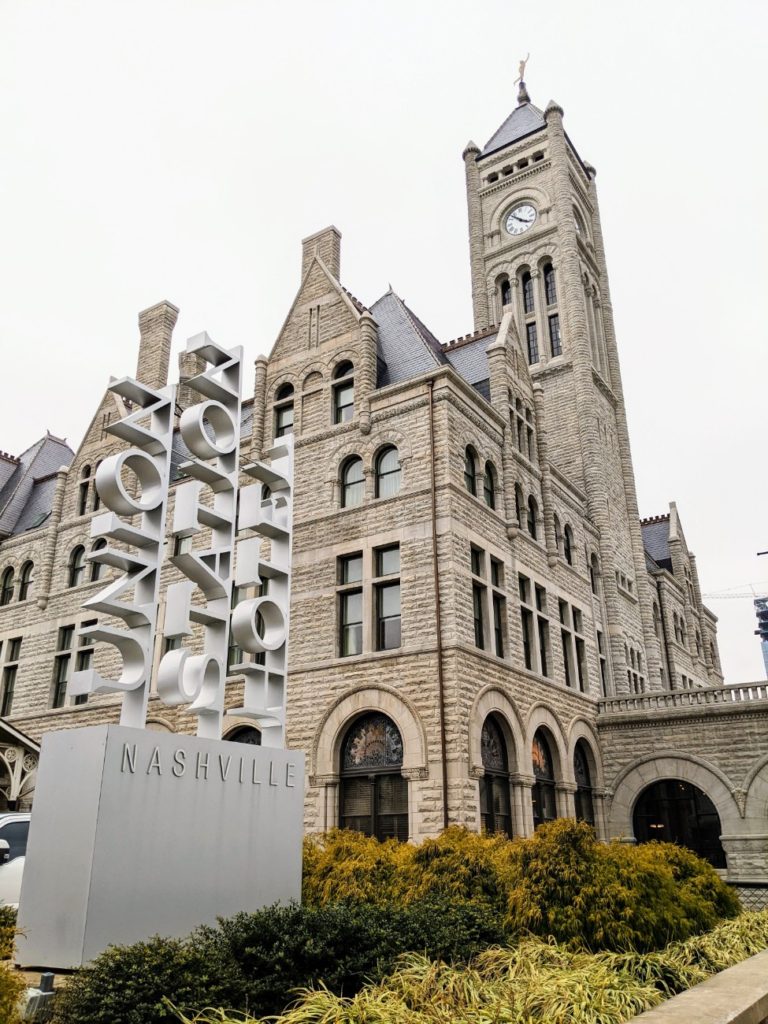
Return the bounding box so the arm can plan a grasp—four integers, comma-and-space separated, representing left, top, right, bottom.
633, 778, 726, 868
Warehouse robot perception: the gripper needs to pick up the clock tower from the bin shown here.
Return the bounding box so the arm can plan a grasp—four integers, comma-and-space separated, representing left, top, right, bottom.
463, 80, 663, 689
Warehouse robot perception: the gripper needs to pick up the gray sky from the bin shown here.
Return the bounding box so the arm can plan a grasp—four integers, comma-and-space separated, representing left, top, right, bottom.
1, 0, 766, 683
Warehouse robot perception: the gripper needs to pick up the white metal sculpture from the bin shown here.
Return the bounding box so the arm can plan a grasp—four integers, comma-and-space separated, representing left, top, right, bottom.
69, 334, 293, 746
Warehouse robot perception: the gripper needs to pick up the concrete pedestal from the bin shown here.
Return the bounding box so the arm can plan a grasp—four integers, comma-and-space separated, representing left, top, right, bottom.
16, 725, 304, 968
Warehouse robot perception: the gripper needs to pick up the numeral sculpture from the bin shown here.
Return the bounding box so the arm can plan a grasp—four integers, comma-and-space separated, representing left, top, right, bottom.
69, 334, 293, 746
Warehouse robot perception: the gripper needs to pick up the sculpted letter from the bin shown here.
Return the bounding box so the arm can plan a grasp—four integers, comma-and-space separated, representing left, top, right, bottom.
147, 746, 163, 775
172, 749, 187, 777
121, 743, 137, 774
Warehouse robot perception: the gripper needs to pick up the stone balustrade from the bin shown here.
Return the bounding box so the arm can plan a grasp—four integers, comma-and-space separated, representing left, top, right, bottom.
599, 683, 768, 716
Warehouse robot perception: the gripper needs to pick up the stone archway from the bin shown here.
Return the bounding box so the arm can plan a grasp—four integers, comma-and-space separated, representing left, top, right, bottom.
633, 778, 727, 868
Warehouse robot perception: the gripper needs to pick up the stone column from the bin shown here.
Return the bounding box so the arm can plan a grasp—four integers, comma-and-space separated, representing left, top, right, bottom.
358, 311, 378, 435
533, 384, 558, 567
513, 774, 536, 836
252, 356, 268, 457
592, 788, 608, 841
533, 269, 549, 363
463, 141, 489, 331
585, 164, 662, 687
543, 102, 627, 688
557, 781, 577, 818
36, 465, 69, 611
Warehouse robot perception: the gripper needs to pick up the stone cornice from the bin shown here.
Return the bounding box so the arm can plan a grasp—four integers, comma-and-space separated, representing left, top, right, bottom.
591, 368, 618, 407
478, 160, 551, 199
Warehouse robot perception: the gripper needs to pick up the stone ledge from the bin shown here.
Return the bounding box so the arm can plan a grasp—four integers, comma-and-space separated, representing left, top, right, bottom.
631, 948, 768, 1023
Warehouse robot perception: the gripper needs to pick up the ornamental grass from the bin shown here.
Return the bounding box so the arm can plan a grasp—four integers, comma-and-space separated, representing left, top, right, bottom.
173, 911, 768, 1024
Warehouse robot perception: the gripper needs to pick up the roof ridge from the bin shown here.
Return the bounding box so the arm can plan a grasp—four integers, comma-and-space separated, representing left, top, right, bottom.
641, 514, 670, 525
443, 324, 499, 349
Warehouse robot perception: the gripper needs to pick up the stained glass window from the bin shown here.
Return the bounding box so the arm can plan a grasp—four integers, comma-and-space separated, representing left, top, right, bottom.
480, 716, 512, 837
481, 716, 507, 773
532, 730, 557, 828
342, 713, 403, 771
340, 714, 407, 841
574, 741, 595, 826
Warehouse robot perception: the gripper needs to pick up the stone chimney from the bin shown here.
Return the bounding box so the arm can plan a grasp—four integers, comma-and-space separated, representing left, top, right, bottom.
301, 226, 341, 281
136, 300, 179, 391
177, 348, 206, 412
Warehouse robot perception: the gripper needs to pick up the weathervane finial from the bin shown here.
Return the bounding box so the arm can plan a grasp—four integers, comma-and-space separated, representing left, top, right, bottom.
514, 53, 531, 104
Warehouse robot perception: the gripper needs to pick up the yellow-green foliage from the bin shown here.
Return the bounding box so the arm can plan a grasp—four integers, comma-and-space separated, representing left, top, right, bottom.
173, 912, 768, 1024
0, 906, 16, 960
0, 961, 25, 1024
303, 821, 740, 952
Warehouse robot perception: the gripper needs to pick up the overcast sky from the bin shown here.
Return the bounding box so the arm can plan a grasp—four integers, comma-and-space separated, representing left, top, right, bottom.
1, 0, 766, 683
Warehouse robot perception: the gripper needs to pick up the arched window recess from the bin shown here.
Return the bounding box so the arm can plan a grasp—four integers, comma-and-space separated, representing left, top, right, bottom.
332, 361, 355, 424
479, 716, 513, 837
464, 446, 478, 496
339, 713, 408, 841
532, 730, 557, 829
375, 446, 401, 499
340, 456, 364, 508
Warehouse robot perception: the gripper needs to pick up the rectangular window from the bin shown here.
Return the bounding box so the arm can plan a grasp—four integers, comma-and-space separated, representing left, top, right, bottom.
470, 546, 483, 578
376, 545, 400, 578
490, 557, 503, 589
334, 382, 355, 424
73, 621, 96, 706
340, 553, 363, 585
493, 593, 505, 658
575, 637, 586, 691
1, 636, 21, 717
52, 627, 74, 709
275, 404, 294, 437
340, 590, 363, 657
526, 322, 539, 364
173, 534, 193, 555
549, 314, 562, 357
561, 629, 573, 687
523, 275, 535, 314
473, 582, 485, 649
537, 616, 549, 677
375, 582, 401, 651
597, 630, 607, 695
521, 607, 534, 670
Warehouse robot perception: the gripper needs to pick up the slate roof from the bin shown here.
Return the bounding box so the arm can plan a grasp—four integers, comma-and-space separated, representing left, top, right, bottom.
641, 516, 673, 572
371, 290, 447, 388
0, 434, 74, 537
479, 102, 546, 159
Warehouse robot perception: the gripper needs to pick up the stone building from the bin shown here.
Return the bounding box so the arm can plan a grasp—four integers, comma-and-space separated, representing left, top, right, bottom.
1, 80, 767, 894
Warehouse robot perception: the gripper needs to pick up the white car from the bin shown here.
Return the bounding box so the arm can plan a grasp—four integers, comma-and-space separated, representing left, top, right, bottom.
0, 812, 30, 909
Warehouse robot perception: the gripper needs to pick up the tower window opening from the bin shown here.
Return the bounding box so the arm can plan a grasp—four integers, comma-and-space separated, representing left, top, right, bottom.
499, 277, 511, 308
549, 314, 562, 357
522, 272, 535, 314
526, 323, 539, 364
543, 263, 557, 306
487, 173, 499, 184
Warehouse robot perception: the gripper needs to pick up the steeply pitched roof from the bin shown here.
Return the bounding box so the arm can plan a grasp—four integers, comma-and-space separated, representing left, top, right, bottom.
479, 102, 546, 159
444, 335, 494, 400
0, 434, 74, 537
371, 290, 447, 388
641, 515, 672, 572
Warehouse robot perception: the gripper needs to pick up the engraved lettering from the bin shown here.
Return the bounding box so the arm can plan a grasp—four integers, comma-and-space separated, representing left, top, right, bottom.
286, 762, 296, 788
269, 760, 279, 787
196, 751, 210, 780
172, 749, 187, 777
251, 759, 261, 785
218, 754, 232, 781
147, 746, 163, 775
121, 743, 137, 774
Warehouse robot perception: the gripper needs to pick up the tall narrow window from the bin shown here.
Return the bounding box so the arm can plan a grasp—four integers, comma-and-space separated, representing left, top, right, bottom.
92, 461, 102, 511
519, 575, 534, 671
274, 383, 294, 438
333, 361, 355, 424
78, 465, 91, 516
73, 623, 95, 706
563, 525, 573, 565
549, 314, 562, 357
515, 484, 524, 527
340, 456, 364, 508
0, 568, 14, 606
499, 276, 511, 308
52, 625, 75, 709
574, 742, 595, 826
597, 630, 608, 694
479, 716, 513, 837
68, 546, 86, 588
589, 554, 599, 595
1, 637, 22, 717
374, 545, 401, 651
18, 561, 33, 602
526, 322, 539, 364
522, 271, 535, 314
526, 496, 538, 540
90, 540, 107, 582
532, 730, 557, 828
492, 592, 506, 658
340, 713, 408, 841
472, 582, 485, 649
464, 446, 478, 496
483, 461, 497, 509
338, 552, 363, 657
536, 585, 550, 677
543, 263, 557, 306
375, 446, 401, 498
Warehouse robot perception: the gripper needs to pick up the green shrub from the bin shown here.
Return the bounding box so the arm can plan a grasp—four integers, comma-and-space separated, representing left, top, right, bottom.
0, 960, 25, 1024
0, 905, 17, 960
305, 821, 741, 952
51, 936, 237, 1024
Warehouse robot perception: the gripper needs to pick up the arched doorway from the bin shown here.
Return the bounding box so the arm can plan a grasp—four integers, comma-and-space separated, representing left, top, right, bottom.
479, 715, 513, 837
633, 779, 726, 868
339, 713, 408, 841
532, 730, 557, 828
574, 741, 595, 826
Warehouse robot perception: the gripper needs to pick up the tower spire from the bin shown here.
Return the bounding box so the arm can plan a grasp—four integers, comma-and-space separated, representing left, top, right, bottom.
514, 53, 531, 105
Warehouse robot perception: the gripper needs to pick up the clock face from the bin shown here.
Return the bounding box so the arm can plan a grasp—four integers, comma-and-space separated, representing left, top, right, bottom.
505, 204, 537, 235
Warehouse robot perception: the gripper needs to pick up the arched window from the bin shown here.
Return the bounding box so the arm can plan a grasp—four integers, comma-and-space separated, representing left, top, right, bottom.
333, 361, 355, 424
18, 561, 34, 602
633, 779, 726, 868
0, 568, 14, 606
227, 726, 261, 745
90, 539, 107, 582
274, 383, 294, 438
532, 730, 557, 828
563, 525, 574, 566
479, 715, 512, 837
464, 447, 478, 496
483, 461, 497, 509
526, 496, 538, 539
375, 446, 401, 499
340, 456, 364, 508
653, 603, 661, 638
339, 713, 408, 841
68, 546, 86, 588
574, 741, 595, 826
521, 271, 535, 314
499, 276, 511, 309
514, 484, 524, 527
543, 263, 557, 306
554, 515, 562, 553
78, 465, 91, 517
